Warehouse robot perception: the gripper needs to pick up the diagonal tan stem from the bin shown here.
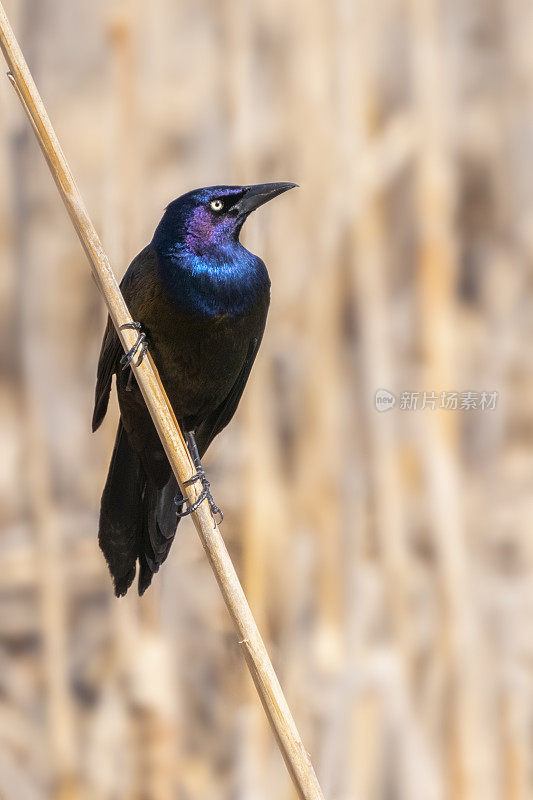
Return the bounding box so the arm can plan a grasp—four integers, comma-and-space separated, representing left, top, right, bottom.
0, 4, 324, 798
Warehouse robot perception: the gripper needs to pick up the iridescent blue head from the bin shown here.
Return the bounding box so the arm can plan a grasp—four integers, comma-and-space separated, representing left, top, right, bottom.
152, 182, 297, 260
152, 182, 296, 316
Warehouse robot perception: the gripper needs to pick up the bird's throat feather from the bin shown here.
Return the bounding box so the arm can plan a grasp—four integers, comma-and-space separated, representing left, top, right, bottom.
156, 246, 270, 318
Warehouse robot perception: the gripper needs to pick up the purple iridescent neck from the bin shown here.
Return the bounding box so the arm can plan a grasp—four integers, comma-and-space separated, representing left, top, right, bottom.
184, 205, 240, 254
152, 187, 246, 260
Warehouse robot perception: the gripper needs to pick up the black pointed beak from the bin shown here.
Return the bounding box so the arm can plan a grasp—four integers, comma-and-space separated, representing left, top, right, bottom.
235, 182, 297, 220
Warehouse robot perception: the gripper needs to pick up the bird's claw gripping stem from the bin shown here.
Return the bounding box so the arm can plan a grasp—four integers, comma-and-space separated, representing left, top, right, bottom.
175, 469, 223, 525
174, 432, 223, 526
120, 321, 148, 369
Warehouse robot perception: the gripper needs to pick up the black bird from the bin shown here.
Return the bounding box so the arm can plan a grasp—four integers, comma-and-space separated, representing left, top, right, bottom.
93, 182, 296, 596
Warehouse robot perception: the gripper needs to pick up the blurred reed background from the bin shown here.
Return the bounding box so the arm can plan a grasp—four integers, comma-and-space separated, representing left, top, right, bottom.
0, 0, 532, 798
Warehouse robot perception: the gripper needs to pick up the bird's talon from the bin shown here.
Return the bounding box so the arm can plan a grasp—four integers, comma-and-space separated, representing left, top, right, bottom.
182, 468, 205, 487
175, 487, 208, 517
177, 435, 223, 524
201, 478, 223, 525
120, 322, 148, 369
175, 477, 223, 524
209, 501, 223, 526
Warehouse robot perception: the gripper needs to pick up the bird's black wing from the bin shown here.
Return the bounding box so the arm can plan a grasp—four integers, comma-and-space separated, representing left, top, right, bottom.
92, 246, 158, 432
92, 316, 121, 432
194, 334, 263, 457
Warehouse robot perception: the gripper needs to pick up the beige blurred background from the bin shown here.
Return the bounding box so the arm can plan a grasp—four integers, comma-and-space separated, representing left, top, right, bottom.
0, 0, 533, 798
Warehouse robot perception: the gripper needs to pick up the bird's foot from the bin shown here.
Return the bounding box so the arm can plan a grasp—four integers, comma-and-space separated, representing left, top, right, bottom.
191, 469, 224, 524
119, 321, 148, 369
174, 431, 223, 526
174, 474, 209, 517
175, 469, 223, 525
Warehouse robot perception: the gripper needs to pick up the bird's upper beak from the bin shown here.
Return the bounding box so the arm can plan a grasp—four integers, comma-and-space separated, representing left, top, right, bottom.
234, 182, 297, 220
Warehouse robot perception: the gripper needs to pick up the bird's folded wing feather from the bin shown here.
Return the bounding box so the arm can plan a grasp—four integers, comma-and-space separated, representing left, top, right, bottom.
92, 316, 122, 432
92, 248, 157, 432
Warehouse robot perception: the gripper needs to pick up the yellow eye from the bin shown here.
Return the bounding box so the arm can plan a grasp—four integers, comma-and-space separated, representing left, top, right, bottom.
210, 199, 223, 212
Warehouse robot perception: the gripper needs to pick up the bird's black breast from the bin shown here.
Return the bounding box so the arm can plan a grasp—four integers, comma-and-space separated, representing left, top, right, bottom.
147, 304, 264, 428
120, 245, 269, 432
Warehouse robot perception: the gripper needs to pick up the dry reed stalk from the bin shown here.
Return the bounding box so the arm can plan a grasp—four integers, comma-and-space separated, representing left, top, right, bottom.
408, 0, 494, 797
339, 0, 413, 670
107, 1, 140, 265
21, 305, 78, 800
290, 0, 344, 675
335, 3, 415, 793
350, 689, 383, 800
501, 682, 529, 800
11, 42, 78, 795
0, 6, 324, 799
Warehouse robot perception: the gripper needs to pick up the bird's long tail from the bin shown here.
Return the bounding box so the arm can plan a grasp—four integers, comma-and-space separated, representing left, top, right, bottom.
98, 420, 181, 596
